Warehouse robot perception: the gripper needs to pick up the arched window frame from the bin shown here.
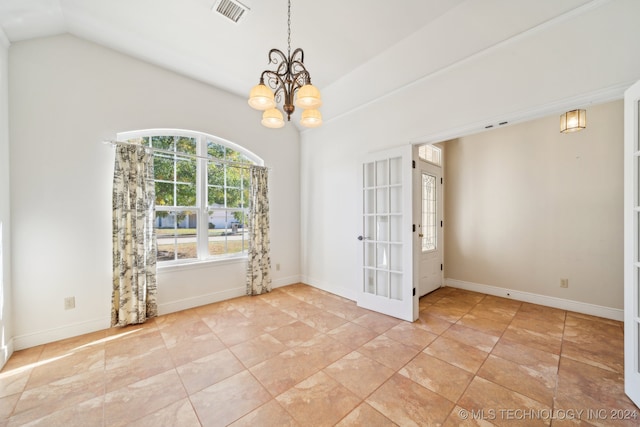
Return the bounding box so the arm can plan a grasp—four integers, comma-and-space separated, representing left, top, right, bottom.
117, 129, 264, 266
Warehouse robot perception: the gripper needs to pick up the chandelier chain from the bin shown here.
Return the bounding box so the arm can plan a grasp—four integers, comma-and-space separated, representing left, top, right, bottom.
287, 0, 291, 57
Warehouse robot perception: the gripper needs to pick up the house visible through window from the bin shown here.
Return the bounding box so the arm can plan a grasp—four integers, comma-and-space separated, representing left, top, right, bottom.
117, 130, 263, 265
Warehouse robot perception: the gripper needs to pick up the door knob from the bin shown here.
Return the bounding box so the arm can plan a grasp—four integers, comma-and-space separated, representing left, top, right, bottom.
357, 235, 370, 241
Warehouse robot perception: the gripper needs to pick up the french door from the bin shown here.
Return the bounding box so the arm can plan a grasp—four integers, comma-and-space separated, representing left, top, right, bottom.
413, 152, 443, 297
357, 144, 418, 321
624, 80, 640, 408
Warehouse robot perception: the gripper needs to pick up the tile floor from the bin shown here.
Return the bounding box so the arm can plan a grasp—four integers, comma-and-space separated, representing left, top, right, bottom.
0, 284, 638, 426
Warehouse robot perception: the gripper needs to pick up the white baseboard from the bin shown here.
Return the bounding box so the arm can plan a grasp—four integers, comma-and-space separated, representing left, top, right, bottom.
0, 338, 14, 370
272, 275, 303, 289
301, 276, 357, 301
13, 317, 110, 351
445, 278, 624, 321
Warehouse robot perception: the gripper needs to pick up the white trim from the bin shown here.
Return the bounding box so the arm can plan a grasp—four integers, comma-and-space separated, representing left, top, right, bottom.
13, 317, 110, 351
0, 27, 9, 48
271, 275, 303, 289
157, 255, 247, 273
302, 276, 357, 302
411, 81, 631, 145
0, 339, 14, 370
322, 0, 615, 129
158, 287, 246, 315
445, 278, 623, 321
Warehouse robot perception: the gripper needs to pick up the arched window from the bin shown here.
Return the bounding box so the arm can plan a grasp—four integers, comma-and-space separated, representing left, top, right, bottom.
117, 129, 263, 264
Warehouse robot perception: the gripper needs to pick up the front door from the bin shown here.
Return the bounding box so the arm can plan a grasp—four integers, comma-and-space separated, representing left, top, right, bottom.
414, 149, 443, 297
358, 144, 418, 322
624, 80, 640, 408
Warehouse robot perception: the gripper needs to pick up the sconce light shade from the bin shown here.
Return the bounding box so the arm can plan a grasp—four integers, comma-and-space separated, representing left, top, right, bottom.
261, 108, 285, 128
560, 109, 586, 133
248, 83, 276, 111
300, 108, 323, 128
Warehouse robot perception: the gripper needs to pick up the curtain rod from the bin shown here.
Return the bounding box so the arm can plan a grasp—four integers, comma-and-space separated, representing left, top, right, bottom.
102, 140, 269, 170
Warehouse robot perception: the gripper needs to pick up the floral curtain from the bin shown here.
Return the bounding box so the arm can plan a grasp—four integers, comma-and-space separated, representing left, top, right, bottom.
246, 166, 272, 295
112, 144, 158, 326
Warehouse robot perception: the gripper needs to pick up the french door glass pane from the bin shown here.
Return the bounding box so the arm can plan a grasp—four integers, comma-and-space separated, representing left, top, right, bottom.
376, 160, 388, 186
376, 216, 388, 241
376, 188, 388, 213
365, 216, 375, 241
364, 190, 375, 214
364, 162, 375, 188
389, 216, 402, 242
364, 269, 375, 294
377, 271, 389, 297
422, 173, 437, 252
390, 273, 402, 300
389, 157, 402, 185
364, 243, 375, 267
376, 244, 389, 268
390, 187, 401, 213
389, 244, 402, 271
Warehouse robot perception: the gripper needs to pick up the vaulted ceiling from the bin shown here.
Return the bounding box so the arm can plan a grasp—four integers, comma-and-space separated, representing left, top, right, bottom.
0, 0, 601, 124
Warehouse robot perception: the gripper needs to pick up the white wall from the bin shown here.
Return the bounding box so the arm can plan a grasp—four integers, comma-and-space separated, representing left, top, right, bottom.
0, 29, 13, 366
444, 100, 623, 310
300, 0, 640, 312
9, 34, 300, 349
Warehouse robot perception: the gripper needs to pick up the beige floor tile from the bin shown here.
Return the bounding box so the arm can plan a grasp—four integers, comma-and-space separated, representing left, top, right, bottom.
442, 324, 499, 353
276, 371, 361, 427
123, 398, 201, 427
424, 336, 489, 374
176, 348, 245, 395
443, 405, 498, 427
336, 403, 397, 426
367, 373, 455, 426
326, 322, 377, 350
324, 351, 395, 399
10, 395, 104, 427
268, 320, 321, 347
357, 335, 420, 370
26, 347, 105, 389
457, 313, 511, 336
229, 400, 299, 427
414, 311, 454, 335
383, 322, 438, 350
190, 370, 271, 427
491, 340, 559, 377
400, 353, 474, 402
477, 355, 556, 407
229, 333, 287, 368
352, 312, 402, 334
500, 325, 562, 354
458, 376, 550, 427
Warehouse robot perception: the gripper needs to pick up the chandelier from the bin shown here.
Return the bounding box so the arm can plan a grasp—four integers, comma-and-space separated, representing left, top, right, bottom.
248, 0, 322, 129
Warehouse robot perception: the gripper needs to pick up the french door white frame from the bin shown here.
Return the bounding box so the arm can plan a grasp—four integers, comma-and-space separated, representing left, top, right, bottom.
624, 80, 640, 408
357, 144, 418, 322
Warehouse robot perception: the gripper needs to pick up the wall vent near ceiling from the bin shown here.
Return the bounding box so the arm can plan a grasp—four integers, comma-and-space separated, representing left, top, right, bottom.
213, 0, 250, 24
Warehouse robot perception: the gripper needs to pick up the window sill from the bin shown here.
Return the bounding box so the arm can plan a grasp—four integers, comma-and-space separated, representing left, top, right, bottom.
157, 255, 247, 273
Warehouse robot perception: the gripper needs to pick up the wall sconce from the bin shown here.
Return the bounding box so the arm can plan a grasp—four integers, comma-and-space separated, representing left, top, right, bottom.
560, 109, 586, 133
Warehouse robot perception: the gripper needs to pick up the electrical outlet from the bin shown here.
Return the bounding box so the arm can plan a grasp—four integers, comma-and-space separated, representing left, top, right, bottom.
560, 279, 569, 288
64, 296, 76, 310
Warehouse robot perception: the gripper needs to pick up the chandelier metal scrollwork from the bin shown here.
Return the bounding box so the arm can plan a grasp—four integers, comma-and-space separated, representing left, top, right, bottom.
248, 0, 322, 129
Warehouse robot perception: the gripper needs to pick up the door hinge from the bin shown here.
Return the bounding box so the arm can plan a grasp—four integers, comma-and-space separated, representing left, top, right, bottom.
413, 288, 416, 296
440, 263, 443, 271
412, 160, 416, 169
441, 220, 443, 227
441, 177, 443, 184
412, 224, 416, 232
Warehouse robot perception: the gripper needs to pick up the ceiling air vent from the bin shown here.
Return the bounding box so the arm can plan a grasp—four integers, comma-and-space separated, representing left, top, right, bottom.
213, 0, 250, 24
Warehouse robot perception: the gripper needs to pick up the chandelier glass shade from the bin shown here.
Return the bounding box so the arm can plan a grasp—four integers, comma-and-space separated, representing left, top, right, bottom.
248, 0, 322, 129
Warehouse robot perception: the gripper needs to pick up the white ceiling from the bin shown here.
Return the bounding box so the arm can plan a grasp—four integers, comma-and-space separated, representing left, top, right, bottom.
0, 0, 598, 124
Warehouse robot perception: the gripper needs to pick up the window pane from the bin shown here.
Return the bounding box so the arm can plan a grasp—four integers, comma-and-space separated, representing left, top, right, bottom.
152, 136, 174, 150
227, 188, 241, 208
422, 173, 437, 252
207, 142, 225, 159
154, 156, 174, 181
176, 136, 196, 155
208, 186, 224, 206
207, 210, 248, 256
227, 166, 242, 187
208, 163, 224, 186
155, 211, 197, 261
176, 184, 196, 206
176, 159, 196, 184
155, 182, 174, 206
